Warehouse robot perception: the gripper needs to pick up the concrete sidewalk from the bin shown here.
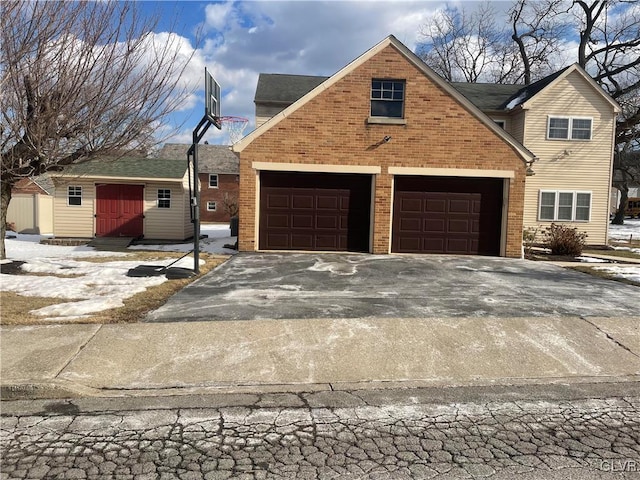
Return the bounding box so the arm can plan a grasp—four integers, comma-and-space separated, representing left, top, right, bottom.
2, 315, 640, 400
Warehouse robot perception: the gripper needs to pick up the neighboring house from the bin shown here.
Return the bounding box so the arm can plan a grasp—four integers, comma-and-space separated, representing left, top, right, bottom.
246, 38, 620, 250
452, 67, 620, 245
7, 175, 54, 234
157, 144, 240, 223
50, 156, 193, 240
234, 35, 534, 257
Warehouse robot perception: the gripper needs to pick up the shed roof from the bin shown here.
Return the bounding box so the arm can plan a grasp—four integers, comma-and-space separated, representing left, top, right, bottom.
59, 156, 187, 180
158, 144, 239, 174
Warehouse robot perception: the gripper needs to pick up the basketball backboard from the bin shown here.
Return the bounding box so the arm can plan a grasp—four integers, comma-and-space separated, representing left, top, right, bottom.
205, 68, 221, 129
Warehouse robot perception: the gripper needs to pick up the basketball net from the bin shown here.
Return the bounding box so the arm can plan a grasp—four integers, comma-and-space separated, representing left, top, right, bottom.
219, 116, 249, 144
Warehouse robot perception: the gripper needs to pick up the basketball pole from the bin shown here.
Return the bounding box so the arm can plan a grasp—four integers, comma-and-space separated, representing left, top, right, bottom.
188, 116, 214, 274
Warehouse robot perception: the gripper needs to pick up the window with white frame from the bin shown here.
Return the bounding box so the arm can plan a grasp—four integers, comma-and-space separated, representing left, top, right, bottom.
157, 189, 171, 208
209, 174, 219, 188
547, 116, 592, 140
371, 79, 405, 118
493, 120, 506, 129
207, 201, 217, 211
68, 186, 82, 206
539, 191, 591, 221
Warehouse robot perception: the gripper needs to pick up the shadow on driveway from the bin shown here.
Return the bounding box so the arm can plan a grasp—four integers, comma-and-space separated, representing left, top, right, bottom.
145, 253, 640, 322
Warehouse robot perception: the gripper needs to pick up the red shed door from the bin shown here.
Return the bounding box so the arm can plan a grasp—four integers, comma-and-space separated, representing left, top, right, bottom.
96, 184, 144, 237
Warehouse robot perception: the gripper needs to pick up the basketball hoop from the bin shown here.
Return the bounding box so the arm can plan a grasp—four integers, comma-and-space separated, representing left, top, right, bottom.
219, 116, 249, 144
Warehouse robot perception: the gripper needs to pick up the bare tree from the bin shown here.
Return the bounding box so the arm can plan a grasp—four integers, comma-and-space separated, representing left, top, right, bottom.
418, 2, 518, 83
418, 1, 565, 84
509, 0, 570, 84
418, 0, 640, 223
0, 0, 196, 259
571, 0, 640, 222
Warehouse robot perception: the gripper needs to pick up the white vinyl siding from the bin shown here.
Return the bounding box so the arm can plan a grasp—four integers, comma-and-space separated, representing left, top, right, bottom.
522, 70, 617, 244
53, 175, 192, 240
52, 178, 95, 237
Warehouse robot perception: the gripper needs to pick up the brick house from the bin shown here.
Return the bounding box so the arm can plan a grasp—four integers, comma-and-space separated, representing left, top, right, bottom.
158, 144, 240, 223
233, 35, 533, 257
250, 53, 620, 251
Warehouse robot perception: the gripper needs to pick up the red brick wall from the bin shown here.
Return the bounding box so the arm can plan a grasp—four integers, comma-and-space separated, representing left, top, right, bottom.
199, 173, 239, 223
239, 44, 526, 257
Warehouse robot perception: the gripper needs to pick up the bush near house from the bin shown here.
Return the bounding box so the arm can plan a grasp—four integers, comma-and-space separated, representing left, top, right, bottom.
543, 223, 587, 256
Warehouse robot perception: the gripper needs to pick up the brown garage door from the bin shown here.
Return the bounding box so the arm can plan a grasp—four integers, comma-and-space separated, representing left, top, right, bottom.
392, 176, 503, 255
260, 172, 371, 252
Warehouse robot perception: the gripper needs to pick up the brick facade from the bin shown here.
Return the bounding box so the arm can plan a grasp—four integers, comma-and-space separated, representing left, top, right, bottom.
238, 41, 527, 257
199, 173, 239, 223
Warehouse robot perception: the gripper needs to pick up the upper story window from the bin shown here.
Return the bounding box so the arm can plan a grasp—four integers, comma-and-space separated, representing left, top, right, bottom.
371, 79, 405, 118
68, 186, 82, 206
548, 116, 592, 140
539, 190, 591, 222
494, 120, 506, 130
157, 189, 171, 209
209, 174, 219, 188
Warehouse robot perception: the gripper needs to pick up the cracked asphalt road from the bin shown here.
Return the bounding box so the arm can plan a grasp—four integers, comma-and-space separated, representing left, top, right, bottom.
2, 388, 640, 479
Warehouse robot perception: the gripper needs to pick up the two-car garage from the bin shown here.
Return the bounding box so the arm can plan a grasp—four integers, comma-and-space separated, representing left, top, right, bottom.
258, 170, 506, 256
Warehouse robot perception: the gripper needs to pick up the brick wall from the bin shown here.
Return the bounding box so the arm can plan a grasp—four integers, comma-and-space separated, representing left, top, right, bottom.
239, 44, 526, 257
199, 173, 239, 223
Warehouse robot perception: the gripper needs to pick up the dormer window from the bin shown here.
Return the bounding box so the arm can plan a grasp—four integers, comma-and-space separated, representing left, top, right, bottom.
371, 79, 405, 118
548, 116, 592, 140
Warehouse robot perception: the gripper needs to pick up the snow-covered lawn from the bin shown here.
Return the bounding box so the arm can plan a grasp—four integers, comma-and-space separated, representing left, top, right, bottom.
1, 221, 638, 323
1, 224, 235, 322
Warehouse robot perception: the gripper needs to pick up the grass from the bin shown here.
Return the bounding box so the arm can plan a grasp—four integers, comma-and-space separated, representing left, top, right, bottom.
570, 265, 640, 288
0, 253, 228, 325
584, 248, 640, 260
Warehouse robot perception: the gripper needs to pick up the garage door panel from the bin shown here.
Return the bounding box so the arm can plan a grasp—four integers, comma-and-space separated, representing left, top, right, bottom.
291, 234, 314, 249
424, 219, 445, 233
260, 172, 371, 252
317, 195, 339, 210
292, 194, 314, 209
316, 215, 338, 229
392, 176, 502, 255
401, 197, 423, 212
292, 215, 313, 228
425, 199, 446, 213
399, 217, 422, 232
267, 194, 289, 209
267, 214, 289, 228
447, 239, 470, 254
449, 198, 473, 213
448, 219, 471, 234
424, 238, 445, 252
265, 233, 290, 249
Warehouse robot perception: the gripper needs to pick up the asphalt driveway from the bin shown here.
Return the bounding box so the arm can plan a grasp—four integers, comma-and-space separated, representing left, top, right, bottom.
145, 253, 640, 322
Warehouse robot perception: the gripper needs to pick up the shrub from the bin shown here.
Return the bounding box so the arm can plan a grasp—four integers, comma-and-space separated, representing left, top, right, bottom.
542, 223, 587, 256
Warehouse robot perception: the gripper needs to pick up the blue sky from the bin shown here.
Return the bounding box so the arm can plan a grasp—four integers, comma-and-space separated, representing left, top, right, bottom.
139, 1, 507, 145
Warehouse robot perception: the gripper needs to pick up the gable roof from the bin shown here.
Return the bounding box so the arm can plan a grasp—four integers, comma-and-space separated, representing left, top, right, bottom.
512, 64, 620, 112
255, 74, 328, 105
158, 144, 239, 174
13, 174, 55, 195
55, 156, 188, 180
234, 35, 534, 162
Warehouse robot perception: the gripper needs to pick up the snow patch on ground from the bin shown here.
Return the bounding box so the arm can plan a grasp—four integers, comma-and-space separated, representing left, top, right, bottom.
609, 218, 640, 241
592, 265, 640, 284
2, 224, 236, 321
